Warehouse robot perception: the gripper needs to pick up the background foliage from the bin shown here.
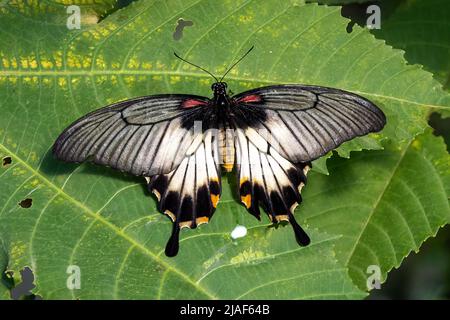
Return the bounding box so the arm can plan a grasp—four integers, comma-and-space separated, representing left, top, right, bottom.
0, 0, 449, 299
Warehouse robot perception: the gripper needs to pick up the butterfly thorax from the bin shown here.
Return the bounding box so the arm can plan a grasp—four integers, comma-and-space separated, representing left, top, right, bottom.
211, 83, 235, 172
211, 82, 229, 106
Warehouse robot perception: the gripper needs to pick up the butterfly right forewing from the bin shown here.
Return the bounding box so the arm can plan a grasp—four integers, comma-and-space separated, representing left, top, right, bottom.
232, 84, 386, 163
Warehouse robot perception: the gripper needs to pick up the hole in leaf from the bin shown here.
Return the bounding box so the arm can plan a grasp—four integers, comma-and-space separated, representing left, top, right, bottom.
429, 112, 450, 152
10, 267, 42, 300
18, 198, 32, 208
340, 1, 406, 33
2, 156, 12, 166
341, 3, 376, 33
98, 0, 140, 22
346, 21, 355, 34
173, 18, 194, 41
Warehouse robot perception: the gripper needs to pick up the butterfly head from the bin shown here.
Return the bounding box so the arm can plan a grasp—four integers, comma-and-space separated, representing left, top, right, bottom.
211, 82, 228, 95
174, 46, 254, 95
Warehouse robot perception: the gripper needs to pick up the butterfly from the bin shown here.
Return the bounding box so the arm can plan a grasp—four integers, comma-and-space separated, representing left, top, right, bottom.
53, 47, 386, 257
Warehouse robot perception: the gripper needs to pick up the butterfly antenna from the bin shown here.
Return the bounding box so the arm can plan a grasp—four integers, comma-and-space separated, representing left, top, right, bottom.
219, 45, 254, 82
174, 52, 219, 82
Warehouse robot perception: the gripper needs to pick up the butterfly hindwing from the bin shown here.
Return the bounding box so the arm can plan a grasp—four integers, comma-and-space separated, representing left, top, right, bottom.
235, 128, 311, 246
147, 130, 221, 257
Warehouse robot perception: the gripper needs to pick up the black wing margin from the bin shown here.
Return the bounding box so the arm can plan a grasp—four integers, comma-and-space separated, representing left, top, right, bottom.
53, 94, 211, 176
232, 84, 386, 163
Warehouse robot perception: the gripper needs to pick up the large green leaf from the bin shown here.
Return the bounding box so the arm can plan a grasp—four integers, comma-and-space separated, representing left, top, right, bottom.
1, 0, 119, 26
307, 0, 375, 4
0, 242, 10, 299
0, 0, 449, 299
373, 0, 450, 91
303, 129, 450, 290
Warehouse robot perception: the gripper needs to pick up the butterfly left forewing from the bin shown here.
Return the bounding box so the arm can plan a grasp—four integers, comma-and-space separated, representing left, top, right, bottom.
53, 94, 211, 177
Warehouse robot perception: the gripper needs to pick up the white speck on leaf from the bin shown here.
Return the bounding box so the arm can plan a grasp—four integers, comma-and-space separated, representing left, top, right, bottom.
231, 225, 247, 239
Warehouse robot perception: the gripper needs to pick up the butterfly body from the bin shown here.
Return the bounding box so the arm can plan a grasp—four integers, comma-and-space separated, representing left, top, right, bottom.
53, 81, 385, 257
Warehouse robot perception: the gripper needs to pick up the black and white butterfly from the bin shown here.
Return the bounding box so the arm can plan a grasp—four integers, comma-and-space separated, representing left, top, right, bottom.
53, 48, 386, 257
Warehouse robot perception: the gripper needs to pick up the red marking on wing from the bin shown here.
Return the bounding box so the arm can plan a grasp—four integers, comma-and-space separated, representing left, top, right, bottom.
182, 99, 208, 108
237, 94, 262, 104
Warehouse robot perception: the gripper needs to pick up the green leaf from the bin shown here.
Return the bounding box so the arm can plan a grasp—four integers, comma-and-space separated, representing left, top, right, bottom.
61, 0, 119, 16
0, 242, 11, 299
1, 0, 118, 25
302, 129, 450, 290
0, 0, 449, 299
0, 148, 366, 299
306, 0, 374, 4
372, 0, 450, 92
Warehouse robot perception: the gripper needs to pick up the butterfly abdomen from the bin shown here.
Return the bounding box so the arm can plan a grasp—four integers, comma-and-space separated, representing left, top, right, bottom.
219, 125, 235, 172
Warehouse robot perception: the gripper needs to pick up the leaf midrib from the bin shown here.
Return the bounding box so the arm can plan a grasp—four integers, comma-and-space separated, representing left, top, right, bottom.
0, 143, 217, 299
0, 70, 448, 111
343, 142, 411, 266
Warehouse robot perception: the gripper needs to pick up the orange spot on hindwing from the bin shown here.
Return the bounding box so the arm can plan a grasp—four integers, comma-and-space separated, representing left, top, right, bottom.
241, 194, 251, 208
210, 194, 219, 208
209, 179, 221, 208
196, 217, 209, 225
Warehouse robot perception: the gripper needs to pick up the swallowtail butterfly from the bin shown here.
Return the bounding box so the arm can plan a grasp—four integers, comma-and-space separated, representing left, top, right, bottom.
53, 48, 386, 257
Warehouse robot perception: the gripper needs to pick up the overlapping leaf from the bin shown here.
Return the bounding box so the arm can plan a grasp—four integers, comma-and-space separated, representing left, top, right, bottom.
372, 0, 450, 95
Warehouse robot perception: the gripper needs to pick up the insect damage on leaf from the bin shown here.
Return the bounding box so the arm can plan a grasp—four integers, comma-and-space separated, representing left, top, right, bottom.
2, 156, 12, 166
173, 18, 194, 40
18, 198, 32, 208
10, 267, 42, 300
